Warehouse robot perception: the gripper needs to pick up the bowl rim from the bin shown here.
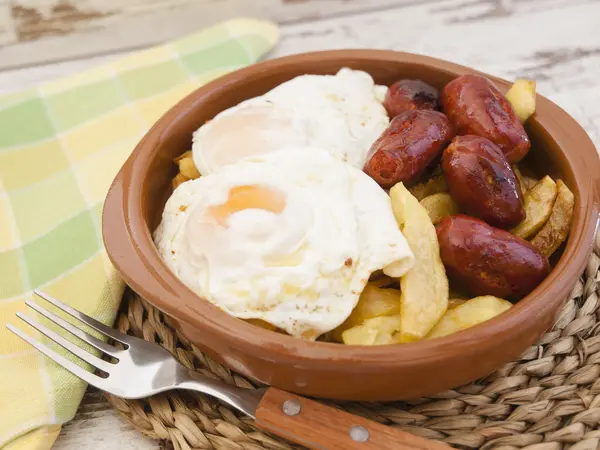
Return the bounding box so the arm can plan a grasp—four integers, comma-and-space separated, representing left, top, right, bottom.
103, 49, 600, 367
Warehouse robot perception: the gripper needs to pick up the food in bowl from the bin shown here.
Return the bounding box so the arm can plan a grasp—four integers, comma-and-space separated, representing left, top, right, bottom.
155, 68, 575, 345
104, 50, 600, 401
154, 147, 414, 338
383, 79, 439, 117
363, 109, 454, 187
441, 74, 531, 163
191, 68, 389, 174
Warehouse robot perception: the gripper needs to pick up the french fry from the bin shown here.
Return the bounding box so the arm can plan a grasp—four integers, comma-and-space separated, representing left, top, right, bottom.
331, 285, 401, 342
511, 176, 557, 239
171, 150, 201, 189
341, 316, 402, 346
420, 192, 460, 225
505, 79, 536, 123
179, 156, 201, 180
530, 180, 575, 257
427, 296, 512, 339
514, 164, 539, 193
171, 173, 188, 190
521, 175, 539, 193
174, 150, 193, 163
408, 174, 448, 201
390, 183, 449, 342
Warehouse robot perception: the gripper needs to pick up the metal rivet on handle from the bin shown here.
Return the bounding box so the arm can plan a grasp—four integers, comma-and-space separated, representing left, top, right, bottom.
350, 426, 370, 442
282, 399, 301, 416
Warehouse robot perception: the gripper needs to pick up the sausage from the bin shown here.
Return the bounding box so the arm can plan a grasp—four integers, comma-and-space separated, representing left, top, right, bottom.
441, 74, 531, 163
442, 135, 525, 228
384, 79, 439, 117
363, 110, 454, 188
436, 215, 550, 299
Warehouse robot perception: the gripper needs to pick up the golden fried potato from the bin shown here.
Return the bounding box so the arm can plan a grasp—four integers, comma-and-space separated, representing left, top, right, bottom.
174, 150, 193, 163
447, 298, 467, 310
426, 296, 512, 339
331, 284, 401, 342
172, 173, 188, 190
505, 79, 536, 123
172, 150, 201, 189
390, 183, 449, 343
514, 165, 539, 194
179, 156, 201, 180
511, 176, 557, 239
420, 192, 460, 225
408, 174, 448, 201
530, 180, 575, 257
342, 316, 402, 346
523, 177, 538, 193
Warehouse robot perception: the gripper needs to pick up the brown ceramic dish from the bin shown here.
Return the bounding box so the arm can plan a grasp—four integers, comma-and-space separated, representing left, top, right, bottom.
103, 50, 600, 401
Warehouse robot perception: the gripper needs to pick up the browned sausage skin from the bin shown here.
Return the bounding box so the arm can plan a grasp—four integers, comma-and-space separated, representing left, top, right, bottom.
441, 74, 530, 163
384, 79, 439, 117
436, 215, 550, 299
442, 135, 524, 228
363, 110, 454, 188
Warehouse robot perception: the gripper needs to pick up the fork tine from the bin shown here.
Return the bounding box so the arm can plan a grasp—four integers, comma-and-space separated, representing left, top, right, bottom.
34, 290, 132, 345
25, 300, 121, 358
6, 324, 110, 391
15, 312, 114, 373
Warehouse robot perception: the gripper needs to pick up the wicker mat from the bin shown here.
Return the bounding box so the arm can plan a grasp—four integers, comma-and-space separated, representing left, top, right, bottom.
106, 233, 600, 450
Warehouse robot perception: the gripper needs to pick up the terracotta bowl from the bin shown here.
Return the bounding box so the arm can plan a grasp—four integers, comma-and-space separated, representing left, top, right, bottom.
103, 50, 600, 401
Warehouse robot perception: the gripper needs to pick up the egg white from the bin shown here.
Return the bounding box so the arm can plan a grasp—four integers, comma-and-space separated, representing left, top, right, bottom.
154, 148, 414, 339
192, 68, 389, 175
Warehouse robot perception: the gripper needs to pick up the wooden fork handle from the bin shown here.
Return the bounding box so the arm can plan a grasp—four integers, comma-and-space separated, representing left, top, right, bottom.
255, 388, 452, 450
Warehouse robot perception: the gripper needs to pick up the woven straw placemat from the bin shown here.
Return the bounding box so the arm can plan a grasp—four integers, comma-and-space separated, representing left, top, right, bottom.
106, 233, 600, 450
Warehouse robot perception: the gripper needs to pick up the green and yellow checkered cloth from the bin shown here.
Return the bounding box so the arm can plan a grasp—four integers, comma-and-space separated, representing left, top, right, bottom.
0, 18, 279, 449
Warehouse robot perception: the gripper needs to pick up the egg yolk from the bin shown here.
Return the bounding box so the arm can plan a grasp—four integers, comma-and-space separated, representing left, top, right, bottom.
208, 185, 286, 227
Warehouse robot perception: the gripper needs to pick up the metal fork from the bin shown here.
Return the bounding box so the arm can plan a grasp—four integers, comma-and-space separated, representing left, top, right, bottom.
7, 290, 450, 450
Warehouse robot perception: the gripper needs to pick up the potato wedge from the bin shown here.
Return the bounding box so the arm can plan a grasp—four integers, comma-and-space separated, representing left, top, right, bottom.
516, 170, 539, 194
408, 174, 448, 201
179, 156, 201, 180
174, 149, 193, 163
530, 180, 575, 257
505, 79, 536, 123
331, 285, 401, 342
172, 150, 201, 189
511, 176, 557, 239
426, 296, 512, 339
420, 192, 460, 225
171, 172, 188, 190
342, 316, 402, 346
390, 183, 449, 342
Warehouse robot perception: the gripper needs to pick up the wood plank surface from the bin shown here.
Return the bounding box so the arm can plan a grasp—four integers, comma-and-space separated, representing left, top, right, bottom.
0, 0, 597, 448
0, 0, 402, 70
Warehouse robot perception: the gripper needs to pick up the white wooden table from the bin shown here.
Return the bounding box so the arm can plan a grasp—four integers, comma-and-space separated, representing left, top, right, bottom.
2, 0, 599, 448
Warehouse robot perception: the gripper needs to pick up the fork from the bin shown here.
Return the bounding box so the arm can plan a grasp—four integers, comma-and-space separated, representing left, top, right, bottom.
7, 291, 450, 450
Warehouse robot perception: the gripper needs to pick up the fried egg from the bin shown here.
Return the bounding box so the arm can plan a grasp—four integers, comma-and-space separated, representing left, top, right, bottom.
192, 68, 389, 175
154, 148, 414, 339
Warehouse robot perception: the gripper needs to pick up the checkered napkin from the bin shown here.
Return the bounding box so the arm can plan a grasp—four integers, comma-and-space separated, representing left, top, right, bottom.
0, 18, 279, 450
